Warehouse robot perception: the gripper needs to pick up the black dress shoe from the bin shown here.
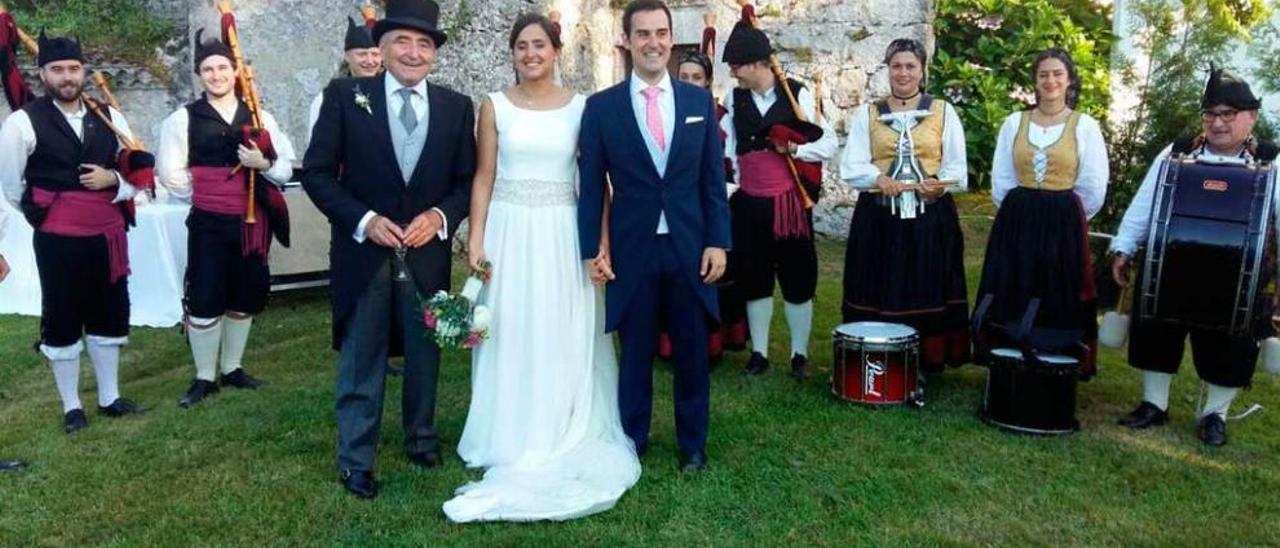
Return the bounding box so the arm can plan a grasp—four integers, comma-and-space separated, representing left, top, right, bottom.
1118, 401, 1169, 429
0, 461, 26, 472
743, 352, 769, 375
340, 469, 377, 499
179, 379, 220, 408
408, 451, 443, 469
98, 398, 145, 417
790, 354, 808, 381
1198, 413, 1228, 447
220, 369, 262, 389
678, 450, 707, 473
64, 409, 87, 434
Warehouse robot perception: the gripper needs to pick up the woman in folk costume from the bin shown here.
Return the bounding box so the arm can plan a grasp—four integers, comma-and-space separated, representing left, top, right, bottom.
156, 29, 296, 408
973, 47, 1108, 377
838, 38, 970, 373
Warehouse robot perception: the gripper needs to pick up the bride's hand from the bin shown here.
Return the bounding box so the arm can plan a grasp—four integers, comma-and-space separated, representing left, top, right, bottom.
468, 238, 487, 273
590, 245, 615, 286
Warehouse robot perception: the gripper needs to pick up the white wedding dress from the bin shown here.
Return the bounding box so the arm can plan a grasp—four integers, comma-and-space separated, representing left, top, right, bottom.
443, 91, 640, 523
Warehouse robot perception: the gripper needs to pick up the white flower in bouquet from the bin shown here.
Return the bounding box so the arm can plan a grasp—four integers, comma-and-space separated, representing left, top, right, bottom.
471, 305, 492, 331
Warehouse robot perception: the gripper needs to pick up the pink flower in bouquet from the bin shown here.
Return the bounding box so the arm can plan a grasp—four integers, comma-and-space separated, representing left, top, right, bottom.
463, 331, 484, 349
423, 309, 438, 330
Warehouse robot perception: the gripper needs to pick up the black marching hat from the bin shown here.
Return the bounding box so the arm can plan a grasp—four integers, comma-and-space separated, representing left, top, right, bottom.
721, 20, 771, 66
1202, 67, 1262, 111
36, 30, 84, 67
193, 28, 235, 74
372, 0, 448, 47
345, 16, 376, 51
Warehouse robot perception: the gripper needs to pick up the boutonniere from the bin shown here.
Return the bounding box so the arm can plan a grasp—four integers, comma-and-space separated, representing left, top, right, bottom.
354, 85, 372, 115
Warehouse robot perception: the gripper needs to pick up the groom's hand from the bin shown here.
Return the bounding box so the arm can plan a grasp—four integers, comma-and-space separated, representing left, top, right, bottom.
367, 215, 405, 248
403, 210, 444, 248
589, 246, 615, 286
701, 247, 727, 284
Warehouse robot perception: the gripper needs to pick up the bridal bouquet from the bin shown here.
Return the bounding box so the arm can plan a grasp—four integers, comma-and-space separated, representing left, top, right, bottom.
422, 262, 492, 350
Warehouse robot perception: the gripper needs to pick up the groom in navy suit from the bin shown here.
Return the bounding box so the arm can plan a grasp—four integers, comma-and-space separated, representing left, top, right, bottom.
578, 0, 731, 472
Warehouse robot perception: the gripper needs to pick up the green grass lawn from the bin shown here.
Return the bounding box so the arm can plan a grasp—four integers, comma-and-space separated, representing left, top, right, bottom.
2, 195, 1280, 545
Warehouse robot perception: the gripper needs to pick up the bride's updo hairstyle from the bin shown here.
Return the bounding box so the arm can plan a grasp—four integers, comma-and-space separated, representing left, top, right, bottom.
508, 13, 563, 51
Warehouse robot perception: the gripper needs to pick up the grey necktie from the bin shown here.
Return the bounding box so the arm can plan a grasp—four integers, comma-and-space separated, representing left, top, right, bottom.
397, 88, 418, 134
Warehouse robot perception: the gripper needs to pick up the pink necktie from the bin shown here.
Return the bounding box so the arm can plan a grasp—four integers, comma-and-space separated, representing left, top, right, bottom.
642, 86, 666, 152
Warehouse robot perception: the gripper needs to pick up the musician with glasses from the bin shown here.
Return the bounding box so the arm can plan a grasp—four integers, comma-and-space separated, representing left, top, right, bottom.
719, 14, 837, 380
1111, 68, 1275, 447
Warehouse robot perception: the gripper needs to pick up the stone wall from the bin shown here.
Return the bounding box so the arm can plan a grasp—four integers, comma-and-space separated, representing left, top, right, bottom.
20, 0, 935, 238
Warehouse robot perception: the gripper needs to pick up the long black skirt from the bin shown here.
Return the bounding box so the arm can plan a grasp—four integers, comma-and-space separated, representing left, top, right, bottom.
973, 187, 1097, 377
842, 192, 970, 371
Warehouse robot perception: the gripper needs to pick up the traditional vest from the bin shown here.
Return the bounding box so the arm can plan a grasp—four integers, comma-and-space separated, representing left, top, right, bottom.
1012, 111, 1081, 191
23, 96, 119, 192
732, 78, 806, 155
868, 95, 946, 177
186, 98, 252, 167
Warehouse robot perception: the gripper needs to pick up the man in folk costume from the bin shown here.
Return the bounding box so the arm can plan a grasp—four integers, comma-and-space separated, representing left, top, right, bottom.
306, 16, 382, 144
1111, 68, 1275, 447
156, 29, 297, 408
304, 0, 475, 498
0, 33, 150, 432
719, 14, 836, 379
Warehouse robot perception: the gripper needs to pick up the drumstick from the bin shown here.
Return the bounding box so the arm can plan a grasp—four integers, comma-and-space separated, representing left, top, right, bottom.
864, 180, 960, 194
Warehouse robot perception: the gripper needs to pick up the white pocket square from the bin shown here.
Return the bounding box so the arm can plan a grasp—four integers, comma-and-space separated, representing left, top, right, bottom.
685, 116, 705, 124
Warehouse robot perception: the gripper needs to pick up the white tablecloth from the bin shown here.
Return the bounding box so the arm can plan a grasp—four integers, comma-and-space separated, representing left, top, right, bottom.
0, 198, 190, 328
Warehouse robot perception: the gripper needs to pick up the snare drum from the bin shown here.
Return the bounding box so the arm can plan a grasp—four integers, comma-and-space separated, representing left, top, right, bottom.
832, 322, 920, 405
981, 348, 1080, 435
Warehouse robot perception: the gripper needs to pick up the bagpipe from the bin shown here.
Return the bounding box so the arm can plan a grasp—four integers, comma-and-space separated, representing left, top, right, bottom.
217, 0, 289, 247
738, 0, 825, 208
0, 4, 155, 224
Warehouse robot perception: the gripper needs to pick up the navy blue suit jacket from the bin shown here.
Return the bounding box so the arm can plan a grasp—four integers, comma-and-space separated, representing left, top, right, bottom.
577, 78, 731, 331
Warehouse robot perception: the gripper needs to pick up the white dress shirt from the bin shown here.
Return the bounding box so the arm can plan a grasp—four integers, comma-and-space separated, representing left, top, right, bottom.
838, 100, 969, 191
1110, 144, 1280, 257
719, 84, 838, 193
0, 102, 137, 211
155, 100, 296, 202
990, 111, 1109, 218
352, 73, 447, 244
629, 71, 675, 234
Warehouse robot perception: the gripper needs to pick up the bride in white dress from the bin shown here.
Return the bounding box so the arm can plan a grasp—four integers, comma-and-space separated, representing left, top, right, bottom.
443, 14, 640, 523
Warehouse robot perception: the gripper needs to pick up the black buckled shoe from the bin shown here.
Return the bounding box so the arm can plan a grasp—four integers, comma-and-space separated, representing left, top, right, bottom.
63, 409, 87, 434
220, 369, 262, 390
339, 469, 377, 499
1118, 401, 1169, 429
179, 379, 220, 408
98, 398, 145, 418
791, 354, 808, 381
743, 352, 769, 376
1198, 413, 1228, 447
678, 450, 707, 473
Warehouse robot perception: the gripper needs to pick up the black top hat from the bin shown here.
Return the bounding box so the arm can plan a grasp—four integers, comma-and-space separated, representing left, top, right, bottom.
193, 28, 235, 74
1202, 67, 1261, 111
372, 0, 448, 47
721, 20, 771, 66
345, 16, 376, 50
36, 30, 84, 67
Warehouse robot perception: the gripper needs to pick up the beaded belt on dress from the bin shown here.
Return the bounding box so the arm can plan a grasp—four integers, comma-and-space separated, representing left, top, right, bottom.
492, 178, 576, 206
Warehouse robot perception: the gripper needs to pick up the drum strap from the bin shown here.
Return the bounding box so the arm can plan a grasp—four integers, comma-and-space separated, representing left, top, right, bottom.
972, 294, 994, 335
1015, 298, 1041, 343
